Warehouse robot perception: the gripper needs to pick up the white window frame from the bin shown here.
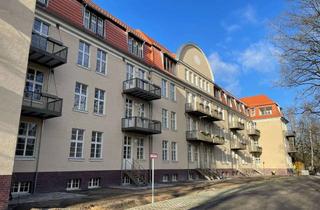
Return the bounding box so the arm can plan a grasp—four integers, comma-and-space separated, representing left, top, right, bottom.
169, 83, 176, 101
162, 140, 169, 161
69, 128, 84, 158
161, 79, 167, 97
90, 131, 103, 159
185, 69, 189, 81
170, 111, 177, 130
171, 142, 177, 161
172, 174, 178, 182
11, 182, 31, 195
188, 144, 193, 162
94, 88, 105, 115
162, 174, 169, 182
88, 177, 101, 189
16, 122, 37, 157
162, 109, 168, 129
67, 179, 81, 190
74, 82, 88, 112
77, 41, 90, 68
136, 138, 144, 160
96, 49, 107, 75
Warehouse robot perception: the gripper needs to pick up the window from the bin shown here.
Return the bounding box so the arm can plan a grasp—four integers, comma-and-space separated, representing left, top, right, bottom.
207, 83, 210, 93
77, 41, 90, 68
171, 142, 177, 161
188, 144, 193, 162
169, 83, 176, 101
163, 54, 176, 74
170, 111, 177, 130
125, 99, 133, 118
190, 72, 194, 83
74, 82, 88, 111
136, 138, 144, 160
185, 69, 189, 81
69, 128, 84, 158
33, 19, 49, 36
162, 140, 169, 160
11, 182, 31, 195
194, 146, 198, 161
162, 109, 168, 129
161, 79, 167, 97
162, 175, 169, 182
199, 78, 203, 89
67, 179, 80, 190
83, 9, 104, 36
172, 174, 178, 182
123, 136, 132, 159
37, 0, 48, 6
259, 107, 272, 115
96, 49, 107, 74
88, 178, 101, 188
128, 36, 143, 58
24, 69, 44, 100
94, 88, 105, 115
195, 75, 198, 86
90, 131, 102, 159
137, 103, 145, 117
16, 122, 37, 157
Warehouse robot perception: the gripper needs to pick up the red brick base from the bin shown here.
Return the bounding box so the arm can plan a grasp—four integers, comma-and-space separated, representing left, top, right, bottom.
0, 175, 12, 210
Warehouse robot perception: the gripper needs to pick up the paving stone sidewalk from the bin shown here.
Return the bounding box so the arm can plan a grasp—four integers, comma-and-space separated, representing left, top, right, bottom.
128, 186, 238, 210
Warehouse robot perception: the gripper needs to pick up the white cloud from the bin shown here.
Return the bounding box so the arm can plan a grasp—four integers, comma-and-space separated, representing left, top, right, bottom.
240, 4, 257, 24
221, 22, 241, 33
209, 52, 241, 95
238, 41, 279, 73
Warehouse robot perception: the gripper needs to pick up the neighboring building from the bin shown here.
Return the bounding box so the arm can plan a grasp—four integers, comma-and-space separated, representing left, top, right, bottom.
241, 95, 296, 175
0, 0, 293, 208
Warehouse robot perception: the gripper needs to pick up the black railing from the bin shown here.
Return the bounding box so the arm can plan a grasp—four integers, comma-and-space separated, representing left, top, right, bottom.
123, 78, 161, 100
22, 91, 63, 118
30, 32, 68, 66
122, 116, 161, 134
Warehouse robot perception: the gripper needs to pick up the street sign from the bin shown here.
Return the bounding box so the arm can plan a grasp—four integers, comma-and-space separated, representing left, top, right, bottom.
150, 153, 158, 159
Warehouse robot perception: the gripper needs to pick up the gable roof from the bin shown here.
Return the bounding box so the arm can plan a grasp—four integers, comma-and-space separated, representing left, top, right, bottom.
240, 95, 275, 107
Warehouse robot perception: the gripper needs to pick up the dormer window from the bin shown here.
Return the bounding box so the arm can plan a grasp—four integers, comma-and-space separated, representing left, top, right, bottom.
260, 106, 272, 116
163, 54, 176, 74
128, 35, 143, 58
83, 8, 104, 37
37, 0, 48, 6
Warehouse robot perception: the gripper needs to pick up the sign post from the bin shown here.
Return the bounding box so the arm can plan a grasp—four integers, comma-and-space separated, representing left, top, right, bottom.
150, 153, 158, 204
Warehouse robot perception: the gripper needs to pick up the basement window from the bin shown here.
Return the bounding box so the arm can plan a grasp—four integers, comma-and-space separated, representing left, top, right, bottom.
88, 178, 101, 189
162, 174, 169, 182
66, 178, 81, 190
11, 182, 31, 195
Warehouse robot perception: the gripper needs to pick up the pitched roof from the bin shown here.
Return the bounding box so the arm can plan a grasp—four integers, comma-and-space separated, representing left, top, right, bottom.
240, 95, 275, 107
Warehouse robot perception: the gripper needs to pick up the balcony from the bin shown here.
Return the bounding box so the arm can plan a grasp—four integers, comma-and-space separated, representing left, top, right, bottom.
29, 32, 68, 68
21, 91, 63, 119
250, 145, 262, 155
185, 103, 222, 121
248, 128, 260, 137
230, 140, 246, 150
186, 130, 225, 145
230, 122, 245, 130
123, 78, 161, 101
285, 130, 296, 137
207, 109, 223, 121
122, 117, 161, 135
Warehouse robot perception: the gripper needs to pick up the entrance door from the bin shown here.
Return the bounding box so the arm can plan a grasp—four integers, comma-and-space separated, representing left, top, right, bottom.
123, 136, 132, 169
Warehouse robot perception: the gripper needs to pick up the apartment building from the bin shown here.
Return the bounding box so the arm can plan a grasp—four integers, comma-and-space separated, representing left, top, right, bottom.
241, 95, 296, 175
0, 0, 294, 208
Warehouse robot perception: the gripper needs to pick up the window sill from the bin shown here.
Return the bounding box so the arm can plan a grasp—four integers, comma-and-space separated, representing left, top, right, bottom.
66, 188, 81, 191
73, 109, 89, 114
68, 158, 85, 162
89, 158, 103, 162
95, 71, 107, 77
93, 113, 106, 117
88, 186, 101, 189
15, 157, 35, 161
77, 64, 90, 70
172, 160, 179, 163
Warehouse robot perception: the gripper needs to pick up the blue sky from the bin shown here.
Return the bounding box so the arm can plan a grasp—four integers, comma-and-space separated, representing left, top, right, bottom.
94, 0, 296, 109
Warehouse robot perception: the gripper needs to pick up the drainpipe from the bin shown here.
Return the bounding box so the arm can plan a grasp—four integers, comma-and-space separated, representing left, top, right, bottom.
33, 119, 44, 193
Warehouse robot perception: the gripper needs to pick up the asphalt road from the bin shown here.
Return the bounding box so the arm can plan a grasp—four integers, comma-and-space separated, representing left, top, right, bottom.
192, 176, 320, 210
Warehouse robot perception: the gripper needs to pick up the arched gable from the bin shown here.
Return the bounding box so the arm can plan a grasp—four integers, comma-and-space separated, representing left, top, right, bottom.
176, 43, 214, 82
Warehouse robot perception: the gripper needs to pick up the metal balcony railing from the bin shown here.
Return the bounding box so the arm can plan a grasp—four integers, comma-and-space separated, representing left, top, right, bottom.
122, 116, 161, 135
248, 128, 260, 137
22, 91, 63, 119
186, 130, 225, 145
230, 140, 246, 150
29, 32, 68, 68
230, 121, 245, 130
123, 78, 161, 101
250, 145, 262, 154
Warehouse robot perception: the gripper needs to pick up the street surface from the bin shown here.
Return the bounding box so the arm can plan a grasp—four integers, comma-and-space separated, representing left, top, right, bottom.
130, 176, 320, 210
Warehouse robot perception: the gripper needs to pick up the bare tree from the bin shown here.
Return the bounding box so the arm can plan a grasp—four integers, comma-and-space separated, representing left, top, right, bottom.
273, 0, 320, 115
